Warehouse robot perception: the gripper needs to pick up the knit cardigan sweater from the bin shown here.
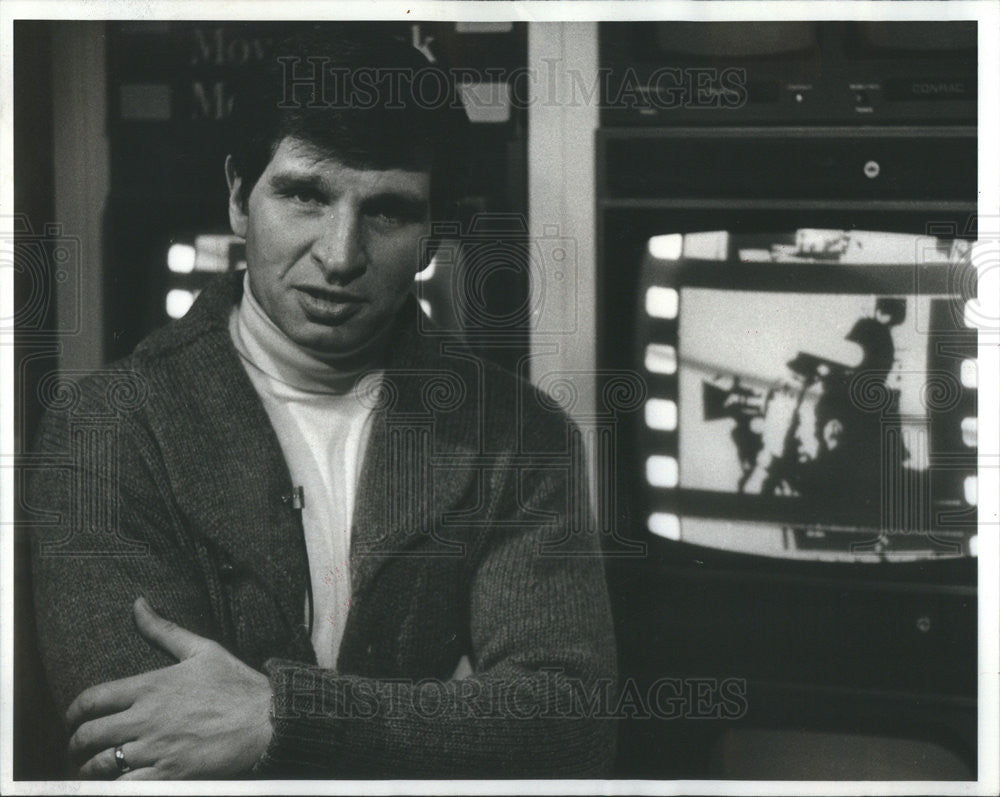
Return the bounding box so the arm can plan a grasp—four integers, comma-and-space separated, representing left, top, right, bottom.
28, 272, 618, 779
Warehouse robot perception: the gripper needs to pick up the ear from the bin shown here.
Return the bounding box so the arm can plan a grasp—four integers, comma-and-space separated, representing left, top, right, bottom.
225, 155, 248, 239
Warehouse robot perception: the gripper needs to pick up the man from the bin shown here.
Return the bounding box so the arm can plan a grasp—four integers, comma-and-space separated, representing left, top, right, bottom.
743, 369, 881, 521
28, 26, 617, 779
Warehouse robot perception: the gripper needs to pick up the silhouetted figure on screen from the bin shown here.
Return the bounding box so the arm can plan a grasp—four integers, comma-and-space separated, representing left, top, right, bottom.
738, 299, 908, 524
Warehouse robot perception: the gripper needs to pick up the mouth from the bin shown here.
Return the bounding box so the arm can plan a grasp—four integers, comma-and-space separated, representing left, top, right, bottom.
294, 286, 366, 323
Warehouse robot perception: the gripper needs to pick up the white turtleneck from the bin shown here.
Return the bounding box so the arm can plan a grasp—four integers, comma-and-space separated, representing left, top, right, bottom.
228, 272, 382, 669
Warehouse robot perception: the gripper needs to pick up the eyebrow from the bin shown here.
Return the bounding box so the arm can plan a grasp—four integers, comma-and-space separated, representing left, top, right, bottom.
267, 171, 429, 212
268, 172, 328, 195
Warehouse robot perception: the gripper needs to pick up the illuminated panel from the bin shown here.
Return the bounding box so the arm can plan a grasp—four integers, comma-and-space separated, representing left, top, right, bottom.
961, 417, 977, 448
645, 398, 678, 431
646, 455, 678, 488
647, 512, 681, 540
964, 475, 977, 506
963, 300, 978, 329
645, 286, 679, 319
960, 358, 977, 388
165, 289, 195, 319
644, 343, 677, 374
414, 256, 437, 282
167, 243, 196, 274
647, 234, 683, 261
194, 235, 238, 273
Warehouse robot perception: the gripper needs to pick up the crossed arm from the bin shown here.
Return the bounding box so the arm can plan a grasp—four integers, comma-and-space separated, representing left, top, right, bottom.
28, 396, 279, 778
66, 597, 273, 779
51, 533, 617, 780
57, 523, 617, 779
29, 388, 618, 780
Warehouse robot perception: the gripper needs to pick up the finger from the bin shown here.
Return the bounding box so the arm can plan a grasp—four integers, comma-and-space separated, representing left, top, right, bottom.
66, 676, 145, 729
78, 740, 148, 780
118, 767, 161, 781
78, 746, 118, 780
68, 712, 137, 764
133, 597, 208, 661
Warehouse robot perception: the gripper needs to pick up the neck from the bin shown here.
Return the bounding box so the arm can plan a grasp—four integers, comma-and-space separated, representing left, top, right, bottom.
291, 314, 394, 375
233, 271, 390, 394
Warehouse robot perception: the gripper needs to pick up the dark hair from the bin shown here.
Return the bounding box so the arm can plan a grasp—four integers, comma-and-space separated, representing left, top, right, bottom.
227, 23, 470, 221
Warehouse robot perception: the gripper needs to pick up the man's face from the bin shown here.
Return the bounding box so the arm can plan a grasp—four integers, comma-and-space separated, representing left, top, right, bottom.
227, 137, 431, 357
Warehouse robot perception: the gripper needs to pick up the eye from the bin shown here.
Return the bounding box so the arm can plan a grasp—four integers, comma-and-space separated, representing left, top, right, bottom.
364, 200, 427, 228
275, 183, 326, 207
288, 189, 324, 206
369, 210, 405, 227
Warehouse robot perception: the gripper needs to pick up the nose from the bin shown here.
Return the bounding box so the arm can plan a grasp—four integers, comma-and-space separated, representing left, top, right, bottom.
311, 203, 366, 282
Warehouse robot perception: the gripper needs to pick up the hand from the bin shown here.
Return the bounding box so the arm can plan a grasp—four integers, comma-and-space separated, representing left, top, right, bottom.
67, 597, 273, 780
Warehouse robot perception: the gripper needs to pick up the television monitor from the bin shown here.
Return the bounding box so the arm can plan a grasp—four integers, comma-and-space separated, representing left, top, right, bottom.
635, 230, 978, 562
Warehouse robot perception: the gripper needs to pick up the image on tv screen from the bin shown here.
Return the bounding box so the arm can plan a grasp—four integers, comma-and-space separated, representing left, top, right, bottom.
676, 287, 973, 555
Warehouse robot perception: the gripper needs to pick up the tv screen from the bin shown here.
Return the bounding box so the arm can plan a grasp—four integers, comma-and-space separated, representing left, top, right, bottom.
637, 231, 978, 562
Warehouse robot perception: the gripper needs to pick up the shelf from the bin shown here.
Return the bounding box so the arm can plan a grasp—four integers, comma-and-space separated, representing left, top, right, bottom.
612, 556, 979, 597
600, 198, 978, 212
598, 125, 977, 140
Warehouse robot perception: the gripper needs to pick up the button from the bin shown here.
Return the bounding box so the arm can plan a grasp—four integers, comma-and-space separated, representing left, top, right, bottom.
219, 561, 236, 578
863, 160, 880, 179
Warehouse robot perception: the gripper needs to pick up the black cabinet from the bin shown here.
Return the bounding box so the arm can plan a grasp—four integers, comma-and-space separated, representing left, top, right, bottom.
598, 23, 978, 779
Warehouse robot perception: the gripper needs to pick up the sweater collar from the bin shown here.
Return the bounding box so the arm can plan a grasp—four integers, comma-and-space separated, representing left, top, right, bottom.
230, 271, 386, 395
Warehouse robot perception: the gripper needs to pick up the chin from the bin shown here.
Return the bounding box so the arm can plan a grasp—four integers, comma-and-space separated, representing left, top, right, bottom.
296, 315, 359, 342
291, 309, 391, 359
302, 331, 364, 355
